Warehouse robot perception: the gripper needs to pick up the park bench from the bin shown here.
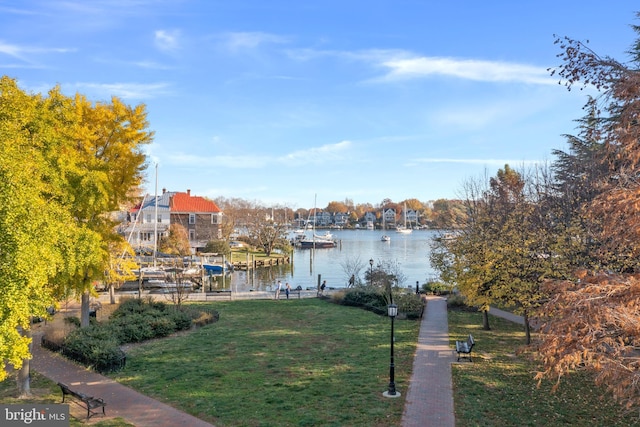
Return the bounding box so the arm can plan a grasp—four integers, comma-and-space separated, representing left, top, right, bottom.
206, 289, 232, 299
57, 382, 106, 419
455, 334, 475, 362
286, 286, 303, 299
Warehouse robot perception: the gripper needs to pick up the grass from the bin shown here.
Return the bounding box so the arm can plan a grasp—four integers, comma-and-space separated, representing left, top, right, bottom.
110, 298, 420, 427
0, 371, 133, 426
2, 300, 635, 426
448, 309, 632, 426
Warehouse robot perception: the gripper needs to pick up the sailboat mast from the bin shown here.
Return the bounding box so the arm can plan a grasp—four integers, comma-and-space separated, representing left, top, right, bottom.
153, 163, 158, 268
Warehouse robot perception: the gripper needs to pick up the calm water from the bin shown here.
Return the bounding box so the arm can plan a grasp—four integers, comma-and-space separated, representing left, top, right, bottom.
218, 229, 439, 292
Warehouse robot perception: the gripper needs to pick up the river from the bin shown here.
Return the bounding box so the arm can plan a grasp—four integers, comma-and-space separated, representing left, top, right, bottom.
217, 229, 440, 293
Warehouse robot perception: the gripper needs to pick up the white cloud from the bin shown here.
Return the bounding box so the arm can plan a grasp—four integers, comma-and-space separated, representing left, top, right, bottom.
0, 41, 26, 60
74, 82, 171, 99
154, 30, 180, 52
170, 153, 267, 168
281, 140, 352, 162
166, 141, 353, 169
409, 158, 541, 166
378, 56, 553, 85
285, 47, 552, 85
0, 40, 72, 65
221, 32, 288, 51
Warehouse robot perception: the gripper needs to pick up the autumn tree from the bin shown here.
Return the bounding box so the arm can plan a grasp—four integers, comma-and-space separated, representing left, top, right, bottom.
0, 77, 152, 392
535, 14, 640, 407
159, 223, 191, 256
325, 201, 348, 213
536, 272, 640, 409
104, 239, 138, 304
430, 175, 496, 330
432, 166, 572, 342
430, 199, 467, 229
53, 91, 152, 327
245, 207, 290, 256
0, 77, 76, 391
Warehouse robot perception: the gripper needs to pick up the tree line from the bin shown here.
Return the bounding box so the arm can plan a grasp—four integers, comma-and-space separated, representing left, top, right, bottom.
213, 196, 468, 231
430, 14, 640, 409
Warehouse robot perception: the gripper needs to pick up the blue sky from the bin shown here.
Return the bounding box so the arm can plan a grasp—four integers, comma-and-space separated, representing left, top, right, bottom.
1, 1, 636, 209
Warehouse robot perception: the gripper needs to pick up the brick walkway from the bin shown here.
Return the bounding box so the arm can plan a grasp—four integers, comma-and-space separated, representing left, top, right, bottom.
401, 296, 455, 427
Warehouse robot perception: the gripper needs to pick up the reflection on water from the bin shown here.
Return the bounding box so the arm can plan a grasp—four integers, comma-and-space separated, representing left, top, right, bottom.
218, 229, 440, 292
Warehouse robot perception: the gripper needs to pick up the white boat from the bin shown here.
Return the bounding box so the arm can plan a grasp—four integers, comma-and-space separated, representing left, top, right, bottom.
314, 231, 333, 240
396, 202, 413, 234
381, 235, 391, 242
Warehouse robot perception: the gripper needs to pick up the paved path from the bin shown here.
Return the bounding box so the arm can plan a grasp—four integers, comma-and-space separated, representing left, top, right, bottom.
401, 296, 455, 427
31, 331, 215, 427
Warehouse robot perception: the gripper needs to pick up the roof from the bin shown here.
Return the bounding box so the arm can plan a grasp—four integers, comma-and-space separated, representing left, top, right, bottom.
170, 191, 221, 213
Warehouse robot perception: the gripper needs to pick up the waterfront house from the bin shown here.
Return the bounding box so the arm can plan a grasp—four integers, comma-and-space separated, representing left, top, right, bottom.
121, 189, 222, 253
383, 208, 396, 226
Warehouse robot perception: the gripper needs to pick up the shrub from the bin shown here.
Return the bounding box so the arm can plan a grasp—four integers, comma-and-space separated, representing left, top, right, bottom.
340, 288, 387, 314
169, 309, 193, 330
422, 280, 453, 295
395, 293, 425, 319
447, 294, 471, 310
63, 325, 124, 373
149, 317, 177, 337
110, 313, 156, 343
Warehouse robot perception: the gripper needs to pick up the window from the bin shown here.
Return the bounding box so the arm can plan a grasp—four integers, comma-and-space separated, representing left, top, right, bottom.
189, 230, 195, 241
189, 213, 196, 224
146, 214, 151, 223
211, 214, 218, 224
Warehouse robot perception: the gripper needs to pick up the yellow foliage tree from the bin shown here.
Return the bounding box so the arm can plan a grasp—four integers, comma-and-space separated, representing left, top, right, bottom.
0, 76, 153, 390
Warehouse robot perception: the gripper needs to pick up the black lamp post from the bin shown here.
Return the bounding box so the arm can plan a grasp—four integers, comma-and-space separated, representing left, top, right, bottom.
383, 303, 400, 398
369, 258, 374, 287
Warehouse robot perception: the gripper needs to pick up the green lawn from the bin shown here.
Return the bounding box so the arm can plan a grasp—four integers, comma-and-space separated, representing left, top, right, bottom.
449, 310, 631, 426
2, 300, 635, 426
110, 299, 420, 427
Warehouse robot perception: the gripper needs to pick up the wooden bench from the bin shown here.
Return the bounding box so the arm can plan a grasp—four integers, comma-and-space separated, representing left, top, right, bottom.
58, 382, 106, 419
455, 334, 475, 362
286, 286, 303, 299
206, 290, 232, 299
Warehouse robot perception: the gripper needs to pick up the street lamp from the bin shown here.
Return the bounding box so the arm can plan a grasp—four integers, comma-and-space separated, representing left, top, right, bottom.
369, 258, 374, 287
383, 303, 400, 398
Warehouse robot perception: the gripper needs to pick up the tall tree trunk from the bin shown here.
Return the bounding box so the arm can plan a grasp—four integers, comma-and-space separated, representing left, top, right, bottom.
109, 282, 116, 304
81, 291, 90, 327
17, 327, 31, 397
482, 309, 491, 330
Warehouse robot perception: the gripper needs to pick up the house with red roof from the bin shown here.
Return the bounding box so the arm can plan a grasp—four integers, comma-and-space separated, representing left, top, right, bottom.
121, 189, 223, 253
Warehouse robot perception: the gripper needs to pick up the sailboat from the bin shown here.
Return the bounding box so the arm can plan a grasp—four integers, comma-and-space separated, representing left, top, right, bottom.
396, 202, 412, 234
295, 195, 337, 249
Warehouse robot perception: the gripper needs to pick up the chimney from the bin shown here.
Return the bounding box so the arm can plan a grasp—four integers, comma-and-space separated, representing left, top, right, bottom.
187, 189, 191, 196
